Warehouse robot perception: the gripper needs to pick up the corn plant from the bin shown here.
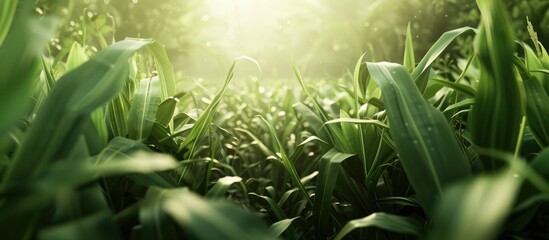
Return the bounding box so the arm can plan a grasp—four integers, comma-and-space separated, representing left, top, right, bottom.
2, 0, 549, 239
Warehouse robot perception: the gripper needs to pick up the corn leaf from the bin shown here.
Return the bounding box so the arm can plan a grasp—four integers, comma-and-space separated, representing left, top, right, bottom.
206, 176, 242, 199
156, 97, 179, 127
411, 27, 476, 80
0, 0, 18, 46
269, 217, 299, 239
180, 58, 243, 157
313, 148, 355, 239
163, 189, 276, 240
2, 39, 155, 185
257, 116, 312, 205
367, 62, 471, 214
140, 187, 185, 240
428, 169, 522, 240
146, 41, 176, 101
38, 211, 121, 240
127, 76, 161, 141
0, 5, 57, 134
333, 212, 423, 240
403, 22, 416, 72
470, 0, 523, 170
66, 42, 89, 71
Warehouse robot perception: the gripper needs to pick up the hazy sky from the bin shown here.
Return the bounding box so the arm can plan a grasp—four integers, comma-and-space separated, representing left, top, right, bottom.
180, 0, 371, 80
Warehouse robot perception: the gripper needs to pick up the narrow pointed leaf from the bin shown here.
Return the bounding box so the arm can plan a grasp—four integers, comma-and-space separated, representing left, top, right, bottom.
411, 27, 476, 80
66, 42, 89, 71
403, 22, 416, 72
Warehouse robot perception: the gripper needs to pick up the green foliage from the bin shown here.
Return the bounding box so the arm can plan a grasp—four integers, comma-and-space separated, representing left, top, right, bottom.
470, 0, 523, 171
3, 0, 549, 240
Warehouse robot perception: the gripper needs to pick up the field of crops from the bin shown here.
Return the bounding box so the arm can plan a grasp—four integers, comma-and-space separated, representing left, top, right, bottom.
2, 0, 549, 239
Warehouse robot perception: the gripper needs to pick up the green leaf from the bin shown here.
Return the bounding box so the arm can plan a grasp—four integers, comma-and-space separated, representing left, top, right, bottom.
470, 0, 523, 170
146, 41, 176, 101
0, 0, 18, 46
180, 57, 256, 157
0, 7, 57, 134
411, 27, 476, 80
38, 211, 121, 240
249, 193, 290, 221
127, 76, 161, 141
2, 39, 155, 185
333, 212, 423, 240
163, 189, 276, 240
206, 176, 242, 199
0, 149, 178, 239
156, 97, 179, 127
66, 42, 89, 71
430, 78, 476, 98
256, 116, 312, 206
403, 22, 416, 72
324, 118, 389, 129
313, 148, 355, 239
428, 169, 522, 240
140, 187, 184, 240
367, 62, 471, 214
523, 75, 549, 147
269, 217, 299, 238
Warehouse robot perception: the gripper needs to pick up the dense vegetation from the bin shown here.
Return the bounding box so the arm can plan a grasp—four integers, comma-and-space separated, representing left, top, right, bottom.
2, 0, 549, 239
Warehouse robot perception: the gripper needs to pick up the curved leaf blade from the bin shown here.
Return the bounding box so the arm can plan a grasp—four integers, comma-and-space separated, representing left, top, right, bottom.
367, 62, 471, 214
313, 149, 355, 239
333, 212, 423, 240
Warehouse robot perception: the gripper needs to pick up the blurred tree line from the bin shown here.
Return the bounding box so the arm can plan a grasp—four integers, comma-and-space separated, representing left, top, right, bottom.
34, 0, 549, 79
